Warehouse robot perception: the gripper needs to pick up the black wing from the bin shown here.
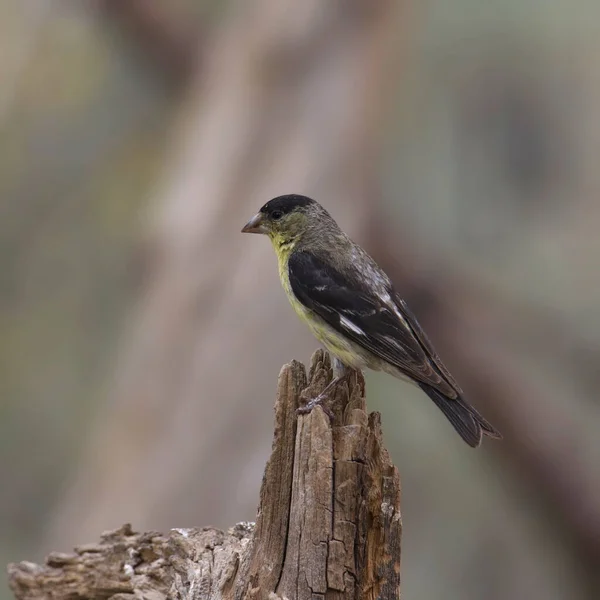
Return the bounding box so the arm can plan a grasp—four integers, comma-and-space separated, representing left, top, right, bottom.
288, 250, 457, 397
393, 295, 463, 395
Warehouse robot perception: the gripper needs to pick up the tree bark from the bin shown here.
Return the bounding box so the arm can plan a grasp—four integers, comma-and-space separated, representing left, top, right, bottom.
9, 351, 401, 600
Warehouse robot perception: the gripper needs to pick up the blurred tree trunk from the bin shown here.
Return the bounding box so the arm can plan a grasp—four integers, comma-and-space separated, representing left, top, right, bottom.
44, 0, 403, 551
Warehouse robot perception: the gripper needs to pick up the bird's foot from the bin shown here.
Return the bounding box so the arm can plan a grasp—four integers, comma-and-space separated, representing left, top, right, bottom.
296, 393, 334, 419
297, 364, 352, 419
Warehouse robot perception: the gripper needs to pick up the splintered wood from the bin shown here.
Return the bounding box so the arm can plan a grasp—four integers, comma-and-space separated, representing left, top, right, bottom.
245, 350, 401, 600
8, 350, 401, 600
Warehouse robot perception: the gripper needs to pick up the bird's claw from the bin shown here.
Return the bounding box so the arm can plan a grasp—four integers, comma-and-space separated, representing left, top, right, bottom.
297, 394, 334, 419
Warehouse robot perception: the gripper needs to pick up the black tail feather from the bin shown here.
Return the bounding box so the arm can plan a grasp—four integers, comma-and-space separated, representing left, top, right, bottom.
418, 382, 502, 448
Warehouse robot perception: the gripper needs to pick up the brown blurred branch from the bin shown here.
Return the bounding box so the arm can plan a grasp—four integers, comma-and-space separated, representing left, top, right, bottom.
365, 217, 600, 593
46, 0, 402, 550
10, 351, 401, 600
95, 0, 200, 86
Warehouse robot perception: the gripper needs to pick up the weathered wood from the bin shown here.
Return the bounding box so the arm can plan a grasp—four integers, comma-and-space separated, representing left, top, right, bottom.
244, 351, 402, 600
8, 351, 401, 600
8, 523, 254, 600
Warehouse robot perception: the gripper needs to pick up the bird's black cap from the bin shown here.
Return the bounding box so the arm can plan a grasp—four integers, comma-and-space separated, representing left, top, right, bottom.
260, 194, 315, 217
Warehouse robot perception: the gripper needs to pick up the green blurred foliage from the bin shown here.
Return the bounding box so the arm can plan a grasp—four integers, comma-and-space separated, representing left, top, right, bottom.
0, 4, 174, 595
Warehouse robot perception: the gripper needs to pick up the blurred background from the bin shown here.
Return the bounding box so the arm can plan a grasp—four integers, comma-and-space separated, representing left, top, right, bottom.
1, 1, 599, 599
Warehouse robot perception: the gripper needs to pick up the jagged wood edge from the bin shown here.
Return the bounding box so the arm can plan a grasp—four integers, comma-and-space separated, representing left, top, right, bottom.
7, 522, 254, 600
241, 350, 401, 600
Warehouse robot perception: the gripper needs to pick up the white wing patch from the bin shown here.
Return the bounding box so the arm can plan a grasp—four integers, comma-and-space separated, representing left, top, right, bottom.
340, 315, 365, 336
387, 296, 412, 329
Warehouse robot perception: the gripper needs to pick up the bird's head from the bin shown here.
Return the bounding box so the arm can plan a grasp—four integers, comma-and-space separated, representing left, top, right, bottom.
242, 194, 329, 248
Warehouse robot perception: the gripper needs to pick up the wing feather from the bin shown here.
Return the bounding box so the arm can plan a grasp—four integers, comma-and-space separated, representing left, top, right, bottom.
288, 251, 458, 396
393, 295, 463, 395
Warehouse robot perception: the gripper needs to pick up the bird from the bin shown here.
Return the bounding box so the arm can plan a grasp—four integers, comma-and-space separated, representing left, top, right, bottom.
241, 194, 502, 447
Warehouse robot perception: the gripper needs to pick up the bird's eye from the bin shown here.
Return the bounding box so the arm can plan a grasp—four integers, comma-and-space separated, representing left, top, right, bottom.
271, 210, 283, 220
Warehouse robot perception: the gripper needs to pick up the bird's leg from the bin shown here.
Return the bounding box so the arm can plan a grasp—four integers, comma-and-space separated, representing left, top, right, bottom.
331, 357, 348, 379
297, 359, 351, 416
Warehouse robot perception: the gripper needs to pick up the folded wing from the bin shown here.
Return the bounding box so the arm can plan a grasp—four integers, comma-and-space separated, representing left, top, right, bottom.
288, 250, 458, 397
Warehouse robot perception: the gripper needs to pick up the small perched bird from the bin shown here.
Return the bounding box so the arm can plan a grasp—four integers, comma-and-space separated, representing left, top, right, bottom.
242, 194, 501, 447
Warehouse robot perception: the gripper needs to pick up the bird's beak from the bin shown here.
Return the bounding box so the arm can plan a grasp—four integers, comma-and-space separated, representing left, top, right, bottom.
241, 212, 267, 234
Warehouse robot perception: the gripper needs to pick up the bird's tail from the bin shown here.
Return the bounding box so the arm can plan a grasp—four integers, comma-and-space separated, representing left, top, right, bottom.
418, 382, 502, 447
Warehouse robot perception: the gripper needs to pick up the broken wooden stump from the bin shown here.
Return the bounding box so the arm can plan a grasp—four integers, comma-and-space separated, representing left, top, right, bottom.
8, 350, 401, 600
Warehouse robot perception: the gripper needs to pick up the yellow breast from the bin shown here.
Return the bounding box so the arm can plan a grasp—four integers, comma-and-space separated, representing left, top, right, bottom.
275, 246, 367, 369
